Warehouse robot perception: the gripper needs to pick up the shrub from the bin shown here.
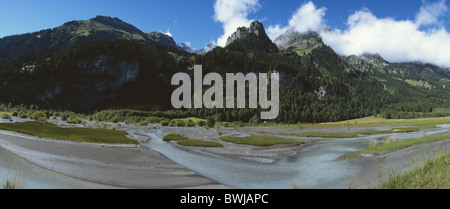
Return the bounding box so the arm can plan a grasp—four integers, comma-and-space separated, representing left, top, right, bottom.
18, 112, 28, 119
206, 116, 215, 128
111, 117, 119, 123
175, 120, 185, 127
197, 120, 206, 127
67, 117, 82, 124
160, 120, 170, 126
1, 114, 12, 120
185, 119, 195, 127
12, 111, 18, 117
60, 113, 69, 121
139, 120, 148, 126
30, 111, 47, 120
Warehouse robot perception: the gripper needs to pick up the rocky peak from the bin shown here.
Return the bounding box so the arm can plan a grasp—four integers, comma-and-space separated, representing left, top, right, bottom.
225, 21, 278, 53
274, 28, 323, 54
146, 32, 177, 48
226, 21, 267, 46
360, 53, 390, 67
177, 43, 196, 53
197, 44, 217, 55
344, 53, 390, 72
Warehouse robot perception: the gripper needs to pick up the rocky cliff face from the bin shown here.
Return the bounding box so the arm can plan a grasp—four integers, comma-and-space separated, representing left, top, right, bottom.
225, 21, 278, 53
147, 32, 177, 48
77, 55, 140, 88
274, 28, 323, 56
34, 55, 140, 109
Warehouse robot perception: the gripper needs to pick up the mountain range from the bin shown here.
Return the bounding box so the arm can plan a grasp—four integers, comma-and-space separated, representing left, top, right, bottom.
1, 16, 449, 123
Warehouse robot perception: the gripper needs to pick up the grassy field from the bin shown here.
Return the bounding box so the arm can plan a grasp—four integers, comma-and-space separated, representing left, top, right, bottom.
274, 126, 432, 138
280, 132, 358, 138
177, 139, 223, 148
376, 151, 450, 189
220, 135, 304, 147
338, 133, 450, 160
0, 121, 137, 144
162, 132, 189, 141
163, 132, 223, 147
258, 116, 450, 129
312, 116, 450, 128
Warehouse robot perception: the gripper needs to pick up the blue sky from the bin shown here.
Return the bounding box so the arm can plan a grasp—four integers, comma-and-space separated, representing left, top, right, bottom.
1, 0, 449, 67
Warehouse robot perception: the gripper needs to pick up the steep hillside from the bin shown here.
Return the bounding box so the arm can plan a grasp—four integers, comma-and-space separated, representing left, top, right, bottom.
0, 16, 449, 122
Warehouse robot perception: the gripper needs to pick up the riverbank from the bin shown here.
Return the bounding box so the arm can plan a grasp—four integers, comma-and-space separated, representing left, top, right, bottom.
0, 128, 225, 189
2, 116, 450, 189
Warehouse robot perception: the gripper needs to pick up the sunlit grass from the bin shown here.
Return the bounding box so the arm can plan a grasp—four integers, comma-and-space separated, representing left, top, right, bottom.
338, 133, 450, 160
220, 135, 304, 147
376, 151, 450, 189
253, 116, 450, 129
0, 121, 137, 144
163, 132, 223, 147
163, 132, 189, 141
177, 139, 223, 148
272, 126, 433, 138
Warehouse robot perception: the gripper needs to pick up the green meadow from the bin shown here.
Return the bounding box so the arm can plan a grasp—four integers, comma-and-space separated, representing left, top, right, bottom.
220, 135, 304, 147
0, 121, 137, 144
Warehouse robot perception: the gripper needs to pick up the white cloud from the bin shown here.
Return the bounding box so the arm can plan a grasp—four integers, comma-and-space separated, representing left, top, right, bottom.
269, 0, 450, 68
213, 0, 260, 47
164, 29, 172, 37
267, 1, 326, 40
321, 2, 450, 68
415, 0, 448, 26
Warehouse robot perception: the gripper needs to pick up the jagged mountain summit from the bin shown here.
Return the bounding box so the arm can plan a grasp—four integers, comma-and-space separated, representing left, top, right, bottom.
196, 44, 216, 55
177, 43, 196, 53
225, 21, 278, 53
344, 53, 390, 71
146, 32, 177, 48
274, 28, 323, 56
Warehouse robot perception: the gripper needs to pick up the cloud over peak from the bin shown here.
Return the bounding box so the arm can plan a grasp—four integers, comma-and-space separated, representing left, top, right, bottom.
213, 0, 450, 68
213, 0, 261, 47
267, 1, 326, 40
320, 0, 450, 67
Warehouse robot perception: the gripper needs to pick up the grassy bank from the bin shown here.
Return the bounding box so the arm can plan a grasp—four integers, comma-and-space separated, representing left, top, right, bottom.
254, 116, 450, 129
177, 139, 223, 148
163, 132, 223, 147
338, 133, 450, 160
274, 126, 432, 139
376, 151, 450, 189
220, 135, 304, 147
304, 116, 450, 129
0, 121, 137, 144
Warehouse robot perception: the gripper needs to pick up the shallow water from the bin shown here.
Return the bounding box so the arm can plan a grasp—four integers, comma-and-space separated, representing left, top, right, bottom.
140, 125, 450, 189
1, 124, 449, 189
0, 145, 111, 189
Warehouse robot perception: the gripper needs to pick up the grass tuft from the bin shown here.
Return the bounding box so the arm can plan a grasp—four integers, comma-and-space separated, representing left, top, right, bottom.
0, 121, 137, 144
177, 139, 223, 148
338, 133, 450, 160
220, 135, 304, 147
376, 151, 450, 189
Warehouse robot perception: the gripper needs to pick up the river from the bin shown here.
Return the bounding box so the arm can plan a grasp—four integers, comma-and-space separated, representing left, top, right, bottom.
1, 124, 449, 189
